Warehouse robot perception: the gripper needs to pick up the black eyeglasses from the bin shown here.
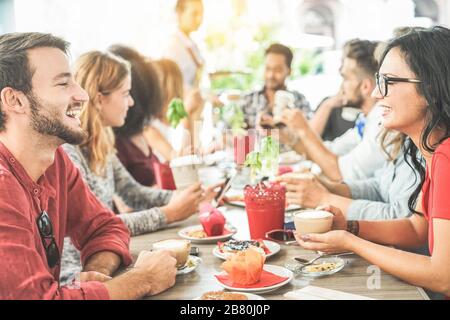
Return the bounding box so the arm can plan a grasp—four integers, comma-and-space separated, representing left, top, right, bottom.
36, 211, 60, 268
375, 73, 421, 97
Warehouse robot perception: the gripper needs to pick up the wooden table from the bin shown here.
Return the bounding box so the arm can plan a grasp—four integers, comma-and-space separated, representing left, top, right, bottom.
129, 206, 429, 300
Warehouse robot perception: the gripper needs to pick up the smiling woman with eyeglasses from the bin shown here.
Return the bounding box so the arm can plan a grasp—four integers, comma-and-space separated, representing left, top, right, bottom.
294, 26, 450, 299
375, 72, 421, 97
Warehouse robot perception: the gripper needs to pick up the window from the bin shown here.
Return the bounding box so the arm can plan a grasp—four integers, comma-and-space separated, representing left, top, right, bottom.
413, 0, 439, 23
0, 0, 15, 34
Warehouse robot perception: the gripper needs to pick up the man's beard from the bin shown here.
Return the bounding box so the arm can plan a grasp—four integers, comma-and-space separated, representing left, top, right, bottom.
265, 79, 286, 91
344, 84, 365, 109
27, 94, 87, 145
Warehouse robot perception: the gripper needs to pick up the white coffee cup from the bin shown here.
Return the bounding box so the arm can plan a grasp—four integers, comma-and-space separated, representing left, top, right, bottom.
273, 90, 295, 122
294, 210, 333, 235
152, 239, 191, 268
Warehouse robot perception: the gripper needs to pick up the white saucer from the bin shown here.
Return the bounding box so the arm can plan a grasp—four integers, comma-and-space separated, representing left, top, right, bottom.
177, 255, 202, 275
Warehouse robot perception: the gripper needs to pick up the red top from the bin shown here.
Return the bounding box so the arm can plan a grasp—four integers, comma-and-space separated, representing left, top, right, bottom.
115, 136, 157, 187
0, 142, 132, 300
421, 138, 450, 255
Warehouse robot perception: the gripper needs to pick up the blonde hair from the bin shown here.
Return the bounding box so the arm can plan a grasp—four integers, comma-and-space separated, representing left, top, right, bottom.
152, 59, 184, 119
74, 51, 131, 176
379, 129, 406, 161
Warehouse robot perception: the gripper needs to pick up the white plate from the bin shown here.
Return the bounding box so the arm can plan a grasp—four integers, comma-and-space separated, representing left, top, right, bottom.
178, 224, 237, 244
212, 240, 281, 260
177, 255, 202, 275
194, 292, 266, 300
215, 264, 293, 294
225, 189, 301, 212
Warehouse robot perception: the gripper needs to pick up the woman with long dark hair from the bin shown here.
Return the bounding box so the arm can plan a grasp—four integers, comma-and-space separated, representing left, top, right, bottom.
294, 26, 450, 297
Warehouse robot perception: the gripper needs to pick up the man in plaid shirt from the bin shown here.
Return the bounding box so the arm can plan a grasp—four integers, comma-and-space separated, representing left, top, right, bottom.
241, 43, 312, 129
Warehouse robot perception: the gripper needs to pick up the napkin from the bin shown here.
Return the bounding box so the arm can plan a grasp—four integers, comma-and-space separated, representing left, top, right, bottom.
215, 270, 288, 289
284, 286, 375, 300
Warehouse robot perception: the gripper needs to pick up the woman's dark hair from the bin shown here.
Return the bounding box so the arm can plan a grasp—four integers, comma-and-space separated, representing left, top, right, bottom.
378, 26, 450, 214
108, 44, 163, 137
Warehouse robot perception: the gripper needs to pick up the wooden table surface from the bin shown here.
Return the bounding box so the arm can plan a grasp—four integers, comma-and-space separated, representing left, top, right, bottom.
129, 206, 429, 300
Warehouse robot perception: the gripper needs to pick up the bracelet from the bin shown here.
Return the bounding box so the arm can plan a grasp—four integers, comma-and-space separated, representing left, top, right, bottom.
346, 220, 360, 236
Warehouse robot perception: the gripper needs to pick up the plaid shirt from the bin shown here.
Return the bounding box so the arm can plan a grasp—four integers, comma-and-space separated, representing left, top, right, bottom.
240, 87, 312, 129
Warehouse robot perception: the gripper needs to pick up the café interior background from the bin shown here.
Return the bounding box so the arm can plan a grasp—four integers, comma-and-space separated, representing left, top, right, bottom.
0, 0, 448, 111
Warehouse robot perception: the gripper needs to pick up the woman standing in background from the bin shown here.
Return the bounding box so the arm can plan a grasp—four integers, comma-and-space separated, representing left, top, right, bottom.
164, 0, 204, 90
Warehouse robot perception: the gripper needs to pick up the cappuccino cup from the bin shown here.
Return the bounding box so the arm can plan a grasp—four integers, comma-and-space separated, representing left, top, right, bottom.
152, 239, 191, 268
294, 210, 333, 235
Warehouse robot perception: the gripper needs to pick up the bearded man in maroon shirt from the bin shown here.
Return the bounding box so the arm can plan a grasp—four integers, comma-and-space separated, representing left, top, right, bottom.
0, 32, 177, 300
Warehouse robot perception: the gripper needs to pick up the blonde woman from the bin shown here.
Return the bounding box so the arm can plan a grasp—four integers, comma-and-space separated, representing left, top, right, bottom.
144, 58, 204, 162
60, 51, 210, 283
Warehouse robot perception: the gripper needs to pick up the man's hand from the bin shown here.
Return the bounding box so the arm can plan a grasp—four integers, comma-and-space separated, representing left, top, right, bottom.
281, 109, 309, 131
133, 250, 177, 296
258, 113, 276, 129
103, 250, 177, 299
276, 173, 329, 208
320, 94, 345, 111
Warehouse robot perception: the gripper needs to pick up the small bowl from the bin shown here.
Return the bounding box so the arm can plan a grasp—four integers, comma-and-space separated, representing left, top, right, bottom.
285, 256, 346, 277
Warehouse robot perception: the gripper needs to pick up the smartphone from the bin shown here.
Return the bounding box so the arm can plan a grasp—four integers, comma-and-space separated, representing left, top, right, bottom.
190, 247, 200, 256
265, 229, 296, 244
213, 173, 234, 205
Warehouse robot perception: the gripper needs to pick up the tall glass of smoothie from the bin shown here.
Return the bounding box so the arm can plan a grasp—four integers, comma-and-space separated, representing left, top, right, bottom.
233, 134, 256, 166
244, 181, 286, 239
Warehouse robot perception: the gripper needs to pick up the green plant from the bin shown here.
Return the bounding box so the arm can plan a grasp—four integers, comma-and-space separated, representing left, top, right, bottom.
167, 98, 188, 128
203, 21, 279, 92
221, 102, 246, 135
260, 135, 279, 174
293, 50, 325, 77
210, 74, 254, 91
244, 136, 279, 181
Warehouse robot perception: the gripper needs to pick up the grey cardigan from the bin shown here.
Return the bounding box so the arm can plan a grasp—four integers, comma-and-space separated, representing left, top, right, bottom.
60, 144, 173, 283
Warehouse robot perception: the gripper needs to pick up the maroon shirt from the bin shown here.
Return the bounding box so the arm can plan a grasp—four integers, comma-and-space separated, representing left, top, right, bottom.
0, 142, 132, 300
115, 136, 157, 187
